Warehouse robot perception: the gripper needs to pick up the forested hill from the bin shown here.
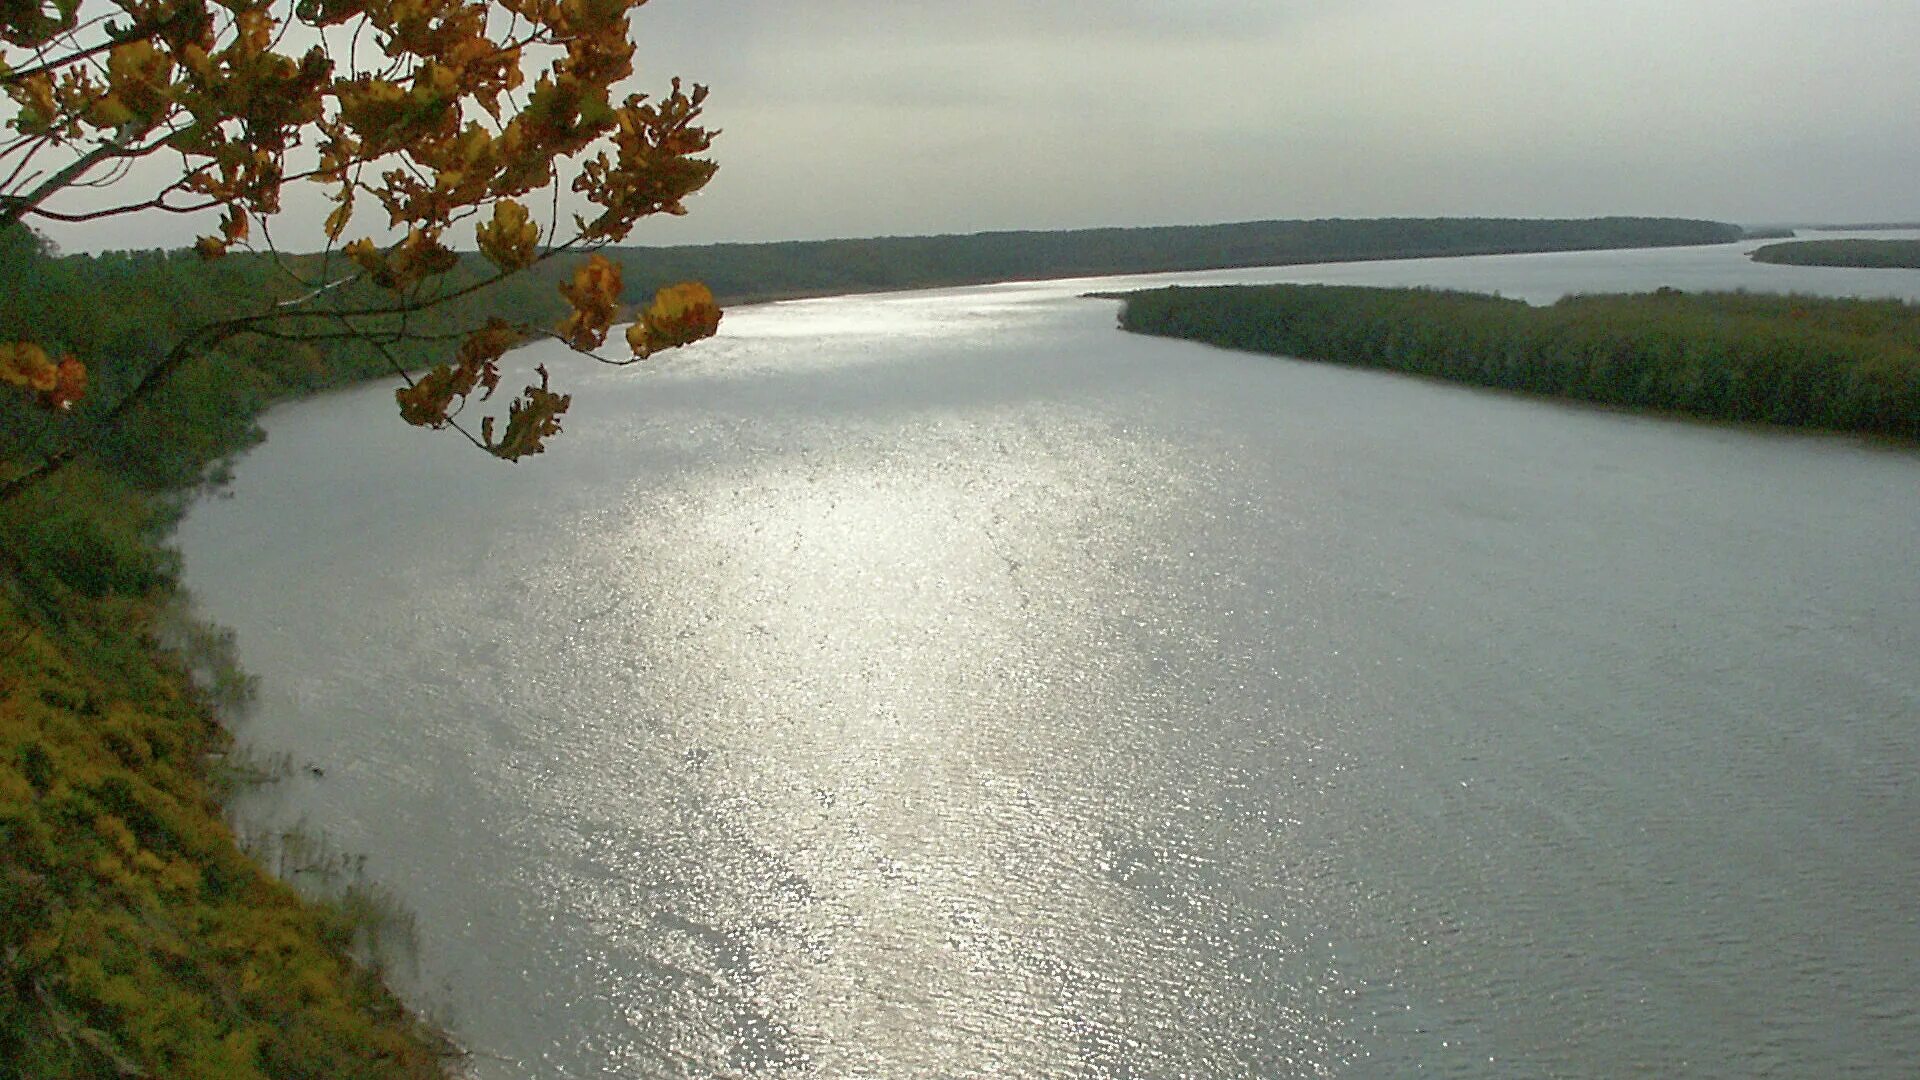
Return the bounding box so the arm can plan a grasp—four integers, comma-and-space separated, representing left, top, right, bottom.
603, 216, 1747, 302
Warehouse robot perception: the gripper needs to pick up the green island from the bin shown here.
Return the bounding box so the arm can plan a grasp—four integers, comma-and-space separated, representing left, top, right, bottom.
1115, 284, 1920, 440
0, 214, 1768, 1076
1750, 239, 1920, 269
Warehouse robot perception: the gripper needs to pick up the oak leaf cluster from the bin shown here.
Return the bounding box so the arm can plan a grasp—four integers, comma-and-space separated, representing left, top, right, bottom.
2, 0, 722, 468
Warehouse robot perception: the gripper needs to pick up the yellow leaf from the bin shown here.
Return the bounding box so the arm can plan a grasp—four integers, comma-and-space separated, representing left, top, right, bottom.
323, 197, 353, 242
486, 365, 570, 461
342, 237, 379, 273
86, 93, 135, 128
475, 199, 538, 271
627, 281, 721, 357
105, 39, 174, 120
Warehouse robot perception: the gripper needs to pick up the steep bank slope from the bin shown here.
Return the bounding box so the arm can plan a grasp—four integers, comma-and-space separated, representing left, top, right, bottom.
0, 556, 453, 1077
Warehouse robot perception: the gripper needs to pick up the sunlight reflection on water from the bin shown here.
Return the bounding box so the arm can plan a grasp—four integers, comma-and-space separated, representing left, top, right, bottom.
178, 242, 1920, 1078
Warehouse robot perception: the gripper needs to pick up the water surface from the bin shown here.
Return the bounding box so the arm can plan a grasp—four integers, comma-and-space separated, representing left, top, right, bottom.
177, 239, 1920, 1077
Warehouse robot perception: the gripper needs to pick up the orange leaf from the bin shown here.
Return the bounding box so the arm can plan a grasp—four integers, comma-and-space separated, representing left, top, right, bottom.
45, 357, 86, 410
324, 195, 354, 242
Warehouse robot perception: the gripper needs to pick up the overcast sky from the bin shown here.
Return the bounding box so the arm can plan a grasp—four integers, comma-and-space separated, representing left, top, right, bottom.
41, 0, 1920, 251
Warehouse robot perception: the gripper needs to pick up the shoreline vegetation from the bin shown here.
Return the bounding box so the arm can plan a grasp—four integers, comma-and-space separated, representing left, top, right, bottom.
1751, 239, 1920, 270
1805, 221, 1920, 232
0, 214, 1753, 1075
0, 234, 463, 1071
1115, 284, 1920, 440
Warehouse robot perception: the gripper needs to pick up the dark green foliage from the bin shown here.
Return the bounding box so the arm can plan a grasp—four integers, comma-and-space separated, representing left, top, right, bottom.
1117, 284, 1920, 439
603, 216, 1744, 304
1, 472, 173, 599
1750, 239, 1920, 269
1806, 222, 1920, 232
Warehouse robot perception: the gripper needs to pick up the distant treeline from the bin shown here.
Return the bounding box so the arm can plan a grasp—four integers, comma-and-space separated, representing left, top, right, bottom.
1807, 222, 1920, 232
601, 217, 1746, 303
1117, 284, 1920, 439
1751, 239, 1920, 269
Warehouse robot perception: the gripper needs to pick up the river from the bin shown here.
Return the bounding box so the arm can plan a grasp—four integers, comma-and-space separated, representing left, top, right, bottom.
175, 237, 1920, 1078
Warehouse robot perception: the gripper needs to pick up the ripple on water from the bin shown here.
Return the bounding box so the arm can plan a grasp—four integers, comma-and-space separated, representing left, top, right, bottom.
180, 248, 1920, 1077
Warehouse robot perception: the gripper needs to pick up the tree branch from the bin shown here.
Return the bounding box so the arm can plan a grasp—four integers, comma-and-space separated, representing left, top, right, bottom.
0, 125, 146, 231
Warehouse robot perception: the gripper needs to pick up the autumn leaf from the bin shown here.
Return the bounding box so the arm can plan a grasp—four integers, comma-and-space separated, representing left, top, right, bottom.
5, 71, 58, 133
104, 38, 173, 121
0, 0, 79, 48
0, 342, 59, 392
454, 319, 518, 400
220, 204, 248, 244
557, 254, 622, 349
346, 229, 456, 290
396, 319, 520, 428
485, 364, 570, 461
575, 80, 718, 241
322, 192, 354, 241
45, 356, 86, 409
475, 199, 538, 271
626, 281, 721, 358
2, 0, 722, 466
394, 363, 459, 427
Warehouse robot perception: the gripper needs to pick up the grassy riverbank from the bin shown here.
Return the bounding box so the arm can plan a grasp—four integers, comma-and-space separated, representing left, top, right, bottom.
0, 228, 483, 1074
1751, 239, 1920, 269
1116, 285, 1920, 439
0, 563, 454, 1077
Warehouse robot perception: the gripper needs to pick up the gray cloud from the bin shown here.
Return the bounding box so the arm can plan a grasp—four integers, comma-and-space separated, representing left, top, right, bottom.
38, 0, 1920, 251
616, 0, 1920, 242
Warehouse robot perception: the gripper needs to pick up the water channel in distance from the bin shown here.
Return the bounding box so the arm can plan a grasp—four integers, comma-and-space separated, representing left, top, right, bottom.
175, 235, 1920, 1077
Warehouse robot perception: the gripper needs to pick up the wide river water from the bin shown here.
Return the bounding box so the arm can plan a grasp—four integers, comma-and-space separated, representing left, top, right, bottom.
176, 238, 1920, 1077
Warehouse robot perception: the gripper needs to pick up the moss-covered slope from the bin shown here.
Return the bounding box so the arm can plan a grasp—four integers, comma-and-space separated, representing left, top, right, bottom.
0, 577, 452, 1078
